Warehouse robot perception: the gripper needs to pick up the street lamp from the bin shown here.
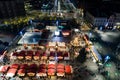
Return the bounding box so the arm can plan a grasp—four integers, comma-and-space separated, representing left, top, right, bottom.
56, 20, 59, 26
55, 52, 58, 62
54, 30, 60, 36
31, 38, 36, 48
104, 55, 110, 65
89, 32, 92, 38
20, 31, 23, 36
33, 38, 36, 43
29, 19, 34, 32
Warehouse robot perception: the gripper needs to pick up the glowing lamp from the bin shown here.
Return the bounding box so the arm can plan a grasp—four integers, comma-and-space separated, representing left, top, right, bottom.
55, 30, 60, 36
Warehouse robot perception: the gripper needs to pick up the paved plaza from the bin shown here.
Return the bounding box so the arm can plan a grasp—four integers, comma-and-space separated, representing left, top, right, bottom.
18, 32, 42, 44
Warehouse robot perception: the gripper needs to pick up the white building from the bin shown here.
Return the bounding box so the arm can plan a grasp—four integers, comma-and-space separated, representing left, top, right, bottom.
114, 13, 120, 30
85, 10, 120, 30
85, 11, 108, 27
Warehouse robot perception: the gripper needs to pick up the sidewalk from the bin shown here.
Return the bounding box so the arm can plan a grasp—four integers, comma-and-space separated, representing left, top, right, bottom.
0, 33, 15, 52
0, 33, 14, 42
84, 59, 105, 80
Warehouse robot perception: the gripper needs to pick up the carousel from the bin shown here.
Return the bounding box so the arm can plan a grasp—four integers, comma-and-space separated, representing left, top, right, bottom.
70, 36, 81, 47
70, 35, 86, 47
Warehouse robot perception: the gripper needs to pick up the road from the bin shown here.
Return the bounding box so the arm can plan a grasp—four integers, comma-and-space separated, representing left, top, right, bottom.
0, 32, 15, 53
82, 22, 120, 80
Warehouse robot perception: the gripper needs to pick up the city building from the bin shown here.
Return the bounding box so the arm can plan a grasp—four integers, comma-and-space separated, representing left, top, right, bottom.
0, 0, 26, 19
85, 9, 120, 30
114, 13, 120, 30
85, 10, 109, 27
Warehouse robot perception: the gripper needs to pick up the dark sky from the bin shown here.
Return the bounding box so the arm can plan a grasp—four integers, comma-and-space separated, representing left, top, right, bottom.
75, 0, 120, 12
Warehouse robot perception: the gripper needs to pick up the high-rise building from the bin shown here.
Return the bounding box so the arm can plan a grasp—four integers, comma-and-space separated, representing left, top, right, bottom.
0, 0, 26, 19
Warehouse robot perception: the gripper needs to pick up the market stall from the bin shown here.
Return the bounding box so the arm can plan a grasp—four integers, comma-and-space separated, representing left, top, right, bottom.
27, 64, 37, 77
49, 52, 55, 60
33, 51, 41, 60
0, 65, 9, 73
17, 69, 25, 77
37, 64, 47, 77
65, 65, 72, 74
41, 52, 47, 60
6, 68, 17, 77
25, 50, 33, 60
17, 50, 26, 60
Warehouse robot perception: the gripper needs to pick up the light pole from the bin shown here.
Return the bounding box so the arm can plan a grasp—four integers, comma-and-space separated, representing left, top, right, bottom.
29, 19, 34, 32
32, 38, 36, 48
20, 31, 23, 36
103, 55, 110, 65
20, 31, 26, 48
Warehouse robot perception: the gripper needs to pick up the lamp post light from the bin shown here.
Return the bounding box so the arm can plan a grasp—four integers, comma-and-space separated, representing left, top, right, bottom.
55, 52, 58, 63
89, 32, 92, 38
32, 38, 36, 47
104, 55, 110, 65
56, 20, 59, 27
54, 30, 60, 36
29, 19, 34, 32
33, 38, 36, 43
20, 31, 23, 36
